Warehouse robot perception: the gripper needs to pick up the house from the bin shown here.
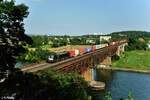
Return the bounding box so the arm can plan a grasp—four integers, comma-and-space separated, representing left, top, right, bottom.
100, 35, 111, 41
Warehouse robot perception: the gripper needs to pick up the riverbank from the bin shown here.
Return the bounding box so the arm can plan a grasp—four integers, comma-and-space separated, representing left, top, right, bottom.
112, 50, 150, 72
99, 67, 150, 74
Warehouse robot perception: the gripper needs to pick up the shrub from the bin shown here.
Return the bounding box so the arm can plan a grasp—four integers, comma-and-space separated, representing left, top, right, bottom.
0, 69, 90, 100
18, 48, 54, 63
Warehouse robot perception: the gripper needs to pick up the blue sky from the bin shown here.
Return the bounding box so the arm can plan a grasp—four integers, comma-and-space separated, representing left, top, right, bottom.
16, 0, 150, 35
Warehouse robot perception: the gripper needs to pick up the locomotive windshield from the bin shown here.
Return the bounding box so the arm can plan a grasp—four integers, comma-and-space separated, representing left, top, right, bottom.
49, 55, 54, 58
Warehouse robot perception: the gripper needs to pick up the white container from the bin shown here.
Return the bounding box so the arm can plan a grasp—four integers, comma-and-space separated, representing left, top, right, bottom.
101, 44, 108, 48
75, 49, 79, 56
96, 44, 108, 49
95, 45, 101, 49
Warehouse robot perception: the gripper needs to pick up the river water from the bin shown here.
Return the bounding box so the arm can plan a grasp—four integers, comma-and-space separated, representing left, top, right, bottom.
91, 69, 150, 100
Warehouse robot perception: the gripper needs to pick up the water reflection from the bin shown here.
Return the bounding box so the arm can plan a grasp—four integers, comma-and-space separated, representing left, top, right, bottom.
94, 69, 113, 83
15, 62, 23, 68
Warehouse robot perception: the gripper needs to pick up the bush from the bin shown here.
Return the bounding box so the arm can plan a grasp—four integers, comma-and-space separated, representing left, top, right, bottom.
0, 69, 90, 100
125, 38, 147, 51
39, 70, 89, 100
18, 48, 54, 63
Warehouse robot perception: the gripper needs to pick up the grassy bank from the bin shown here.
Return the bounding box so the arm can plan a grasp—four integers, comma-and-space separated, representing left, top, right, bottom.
112, 50, 150, 71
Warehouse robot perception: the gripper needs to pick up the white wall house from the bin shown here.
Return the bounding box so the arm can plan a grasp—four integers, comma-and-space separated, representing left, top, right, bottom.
100, 36, 111, 41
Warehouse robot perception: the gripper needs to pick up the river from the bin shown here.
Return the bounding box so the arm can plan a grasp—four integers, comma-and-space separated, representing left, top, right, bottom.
91, 69, 150, 100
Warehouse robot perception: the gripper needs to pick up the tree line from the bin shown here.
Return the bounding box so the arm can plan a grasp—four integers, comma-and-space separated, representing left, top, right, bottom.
30, 35, 109, 48
111, 31, 150, 50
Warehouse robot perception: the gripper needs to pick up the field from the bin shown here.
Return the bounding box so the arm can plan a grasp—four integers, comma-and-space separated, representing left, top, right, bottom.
112, 50, 150, 70
29, 45, 92, 52
48, 45, 93, 52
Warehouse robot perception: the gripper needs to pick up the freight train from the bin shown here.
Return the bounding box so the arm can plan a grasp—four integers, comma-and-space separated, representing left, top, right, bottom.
47, 40, 126, 63
47, 44, 108, 63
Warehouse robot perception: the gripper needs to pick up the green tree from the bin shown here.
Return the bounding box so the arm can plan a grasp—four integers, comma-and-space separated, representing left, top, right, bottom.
125, 37, 147, 51
31, 35, 48, 47
0, 0, 32, 78
0, 69, 90, 100
18, 48, 54, 63
111, 31, 148, 50
52, 39, 60, 47
70, 37, 82, 45
111, 31, 150, 41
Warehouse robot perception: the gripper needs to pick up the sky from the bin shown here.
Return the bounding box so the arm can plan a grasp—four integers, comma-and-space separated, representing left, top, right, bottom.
16, 0, 150, 36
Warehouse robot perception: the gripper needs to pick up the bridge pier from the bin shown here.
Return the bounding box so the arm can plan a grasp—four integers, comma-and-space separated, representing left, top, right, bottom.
82, 68, 106, 90
101, 56, 111, 65
97, 56, 112, 68
82, 68, 93, 81
116, 43, 128, 56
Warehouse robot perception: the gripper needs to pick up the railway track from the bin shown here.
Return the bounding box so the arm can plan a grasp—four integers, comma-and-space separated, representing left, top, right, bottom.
21, 62, 49, 72
21, 53, 91, 72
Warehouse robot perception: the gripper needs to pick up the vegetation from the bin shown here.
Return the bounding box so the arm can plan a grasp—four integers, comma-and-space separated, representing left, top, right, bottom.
31, 35, 49, 47
31, 35, 69, 48
125, 37, 147, 51
128, 91, 134, 100
17, 48, 54, 63
0, 69, 91, 100
112, 50, 150, 70
105, 92, 112, 100
111, 31, 149, 51
0, 0, 32, 78
52, 37, 68, 47
111, 31, 150, 41
105, 91, 134, 100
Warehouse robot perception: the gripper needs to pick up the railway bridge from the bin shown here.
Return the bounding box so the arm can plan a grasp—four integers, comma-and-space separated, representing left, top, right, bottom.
21, 40, 128, 81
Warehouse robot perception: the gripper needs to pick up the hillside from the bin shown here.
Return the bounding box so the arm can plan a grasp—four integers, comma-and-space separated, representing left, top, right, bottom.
110, 31, 150, 41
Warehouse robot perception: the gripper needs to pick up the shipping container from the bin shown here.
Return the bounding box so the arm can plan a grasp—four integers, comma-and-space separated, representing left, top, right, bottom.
78, 48, 85, 55
68, 50, 75, 57
75, 49, 79, 56
68, 49, 79, 57
95, 44, 101, 50
57, 51, 69, 60
85, 47, 92, 53
92, 46, 96, 51
101, 44, 108, 48
95, 44, 108, 50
